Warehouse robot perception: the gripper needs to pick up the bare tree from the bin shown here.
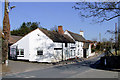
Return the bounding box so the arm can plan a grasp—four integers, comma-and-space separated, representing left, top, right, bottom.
92, 38, 98, 41
102, 38, 108, 42
73, 2, 120, 23
50, 25, 58, 32
73, 2, 120, 51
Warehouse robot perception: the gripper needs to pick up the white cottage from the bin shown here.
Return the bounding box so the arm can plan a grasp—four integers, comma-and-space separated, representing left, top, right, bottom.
10, 28, 75, 63
64, 30, 91, 58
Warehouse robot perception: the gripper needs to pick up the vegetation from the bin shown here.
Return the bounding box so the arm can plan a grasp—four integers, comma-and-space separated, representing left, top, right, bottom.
73, 2, 120, 23
11, 22, 47, 36
50, 25, 58, 32
91, 41, 115, 54
73, 2, 120, 55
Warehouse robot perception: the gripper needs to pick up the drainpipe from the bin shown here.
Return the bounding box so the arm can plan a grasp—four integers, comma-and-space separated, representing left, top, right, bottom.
16, 45, 18, 60
62, 43, 63, 61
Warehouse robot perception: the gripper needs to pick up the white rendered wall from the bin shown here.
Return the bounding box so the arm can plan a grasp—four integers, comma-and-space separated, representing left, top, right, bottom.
29, 29, 54, 62
10, 32, 30, 60
64, 31, 84, 58
87, 44, 92, 57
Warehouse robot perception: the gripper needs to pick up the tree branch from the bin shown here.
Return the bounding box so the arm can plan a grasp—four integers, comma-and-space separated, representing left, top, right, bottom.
98, 14, 120, 22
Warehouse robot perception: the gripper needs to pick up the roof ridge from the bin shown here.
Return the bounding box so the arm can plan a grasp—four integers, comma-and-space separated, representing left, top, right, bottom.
67, 30, 86, 42
67, 30, 83, 36
39, 28, 74, 43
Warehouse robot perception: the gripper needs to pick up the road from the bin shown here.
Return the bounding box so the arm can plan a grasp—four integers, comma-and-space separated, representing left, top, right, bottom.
3, 53, 118, 78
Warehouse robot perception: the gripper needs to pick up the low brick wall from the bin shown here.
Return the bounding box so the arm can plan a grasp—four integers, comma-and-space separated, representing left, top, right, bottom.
100, 56, 120, 69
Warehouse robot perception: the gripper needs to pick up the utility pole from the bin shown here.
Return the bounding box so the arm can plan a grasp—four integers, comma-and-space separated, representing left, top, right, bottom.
118, 2, 120, 51
2, 0, 10, 65
99, 33, 101, 51
115, 23, 118, 55
99, 33, 101, 42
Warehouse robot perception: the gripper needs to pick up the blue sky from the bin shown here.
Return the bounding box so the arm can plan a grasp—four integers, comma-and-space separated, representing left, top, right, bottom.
1, 2, 118, 41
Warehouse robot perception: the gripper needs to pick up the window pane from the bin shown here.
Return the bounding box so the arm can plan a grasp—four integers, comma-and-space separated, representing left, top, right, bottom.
37, 50, 43, 55
21, 49, 24, 55
16, 49, 19, 55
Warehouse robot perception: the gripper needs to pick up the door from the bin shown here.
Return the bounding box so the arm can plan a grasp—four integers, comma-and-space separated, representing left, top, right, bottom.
83, 49, 87, 58
10, 47, 17, 60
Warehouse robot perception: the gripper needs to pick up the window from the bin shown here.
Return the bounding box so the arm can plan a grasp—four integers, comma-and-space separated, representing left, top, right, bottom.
20, 49, 24, 55
77, 49, 79, 55
37, 50, 43, 55
74, 50, 76, 56
17, 49, 24, 57
16, 49, 19, 55
11, 48, 16, 54
71, 50, 72, 56
78, 44, 79, 47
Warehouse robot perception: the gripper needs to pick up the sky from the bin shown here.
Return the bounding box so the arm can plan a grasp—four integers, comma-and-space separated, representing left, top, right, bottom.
1, 2, 118, 41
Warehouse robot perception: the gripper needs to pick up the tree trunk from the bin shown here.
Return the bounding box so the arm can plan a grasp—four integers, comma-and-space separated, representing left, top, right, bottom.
2, 39, 8, 64
2, 0, 10, 65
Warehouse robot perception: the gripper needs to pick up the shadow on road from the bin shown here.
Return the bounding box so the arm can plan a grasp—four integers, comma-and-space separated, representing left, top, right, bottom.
90, 59, 120, 72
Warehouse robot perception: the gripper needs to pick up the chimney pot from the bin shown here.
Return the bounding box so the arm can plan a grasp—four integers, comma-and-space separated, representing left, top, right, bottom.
80, 31, 84, 37
58, 26, 64, 34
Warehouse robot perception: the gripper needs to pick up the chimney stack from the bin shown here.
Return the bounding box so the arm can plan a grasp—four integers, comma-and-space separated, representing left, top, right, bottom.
58, 26, 64, 34
80, 31, 84, 37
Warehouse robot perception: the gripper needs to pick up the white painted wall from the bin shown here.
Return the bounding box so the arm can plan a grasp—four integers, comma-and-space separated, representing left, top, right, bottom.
10, 31, 30, 60
29, 29, 55, 62
64, 30, 84, 58
87, 44, 92, 58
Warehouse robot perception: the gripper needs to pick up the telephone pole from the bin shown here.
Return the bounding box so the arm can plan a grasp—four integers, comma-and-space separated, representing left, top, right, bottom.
2, 0, 10, 65
99, 33, 101, 42
99, 33, 101, 51
118, 2, 120, 50
115, 23, 118, 55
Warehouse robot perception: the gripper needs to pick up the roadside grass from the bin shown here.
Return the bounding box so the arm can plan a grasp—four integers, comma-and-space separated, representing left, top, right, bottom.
95, 50, 103, 54
112, 50, 120, 56
117, 51, 120, 56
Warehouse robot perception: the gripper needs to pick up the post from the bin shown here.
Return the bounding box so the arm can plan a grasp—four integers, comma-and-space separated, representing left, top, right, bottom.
118, 2, 120, 51
2, 0, 10, 65
99, 33, 101, 51
115, 23, 118, 55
